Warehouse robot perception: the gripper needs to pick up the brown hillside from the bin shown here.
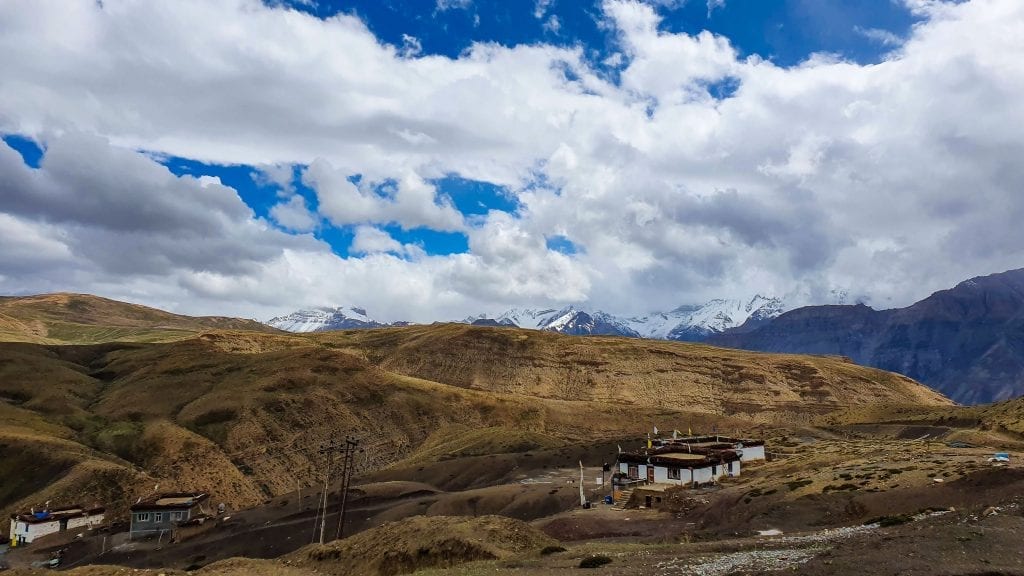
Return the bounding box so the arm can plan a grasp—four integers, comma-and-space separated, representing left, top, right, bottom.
0, 300, 951, 532
0, 293, 278, 344
825, 394, 1024, 440
288, 515, 555, 576
317, 323, 951, 419
0, 333, 729, 524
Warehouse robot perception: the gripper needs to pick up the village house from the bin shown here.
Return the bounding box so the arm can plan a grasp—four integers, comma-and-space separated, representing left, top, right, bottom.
8, 505, 105, 546
611, 433, 766, 507
129, 492, 209, 540
617, 446, 743, 486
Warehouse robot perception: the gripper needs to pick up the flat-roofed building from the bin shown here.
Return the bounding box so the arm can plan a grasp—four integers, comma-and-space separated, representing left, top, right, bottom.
129, 492, 209, 540
8, 505, 105, 546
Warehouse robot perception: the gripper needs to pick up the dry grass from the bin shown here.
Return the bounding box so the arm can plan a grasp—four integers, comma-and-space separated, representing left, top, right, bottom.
317, 323, 951, 418
288, 515, 557, 576
0, 293, 278, 344
0, 315, 952, 530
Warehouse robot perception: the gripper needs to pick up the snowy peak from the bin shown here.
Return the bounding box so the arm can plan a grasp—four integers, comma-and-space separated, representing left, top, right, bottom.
266, 306, 387, 332
468, 306, 640, 337
269, 291, 843, 340
470, 299, 786, 340
540, 306, 641, 337
624, 296, 786, 341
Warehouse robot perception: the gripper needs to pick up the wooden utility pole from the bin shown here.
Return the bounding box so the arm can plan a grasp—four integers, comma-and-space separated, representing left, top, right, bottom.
579, 461, 586, 507
316, 437, 344, 545
334, 436, 359, 541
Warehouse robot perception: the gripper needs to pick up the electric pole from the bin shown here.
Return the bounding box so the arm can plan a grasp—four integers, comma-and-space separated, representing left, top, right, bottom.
334, 436, 359, 541
316, 437, 344, 545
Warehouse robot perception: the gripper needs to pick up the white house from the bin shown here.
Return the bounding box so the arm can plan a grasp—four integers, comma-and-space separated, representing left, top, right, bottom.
8, 506, 105, 546
617, 449, 742, 487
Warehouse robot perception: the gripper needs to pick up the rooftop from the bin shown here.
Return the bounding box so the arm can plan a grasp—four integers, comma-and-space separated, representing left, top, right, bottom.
130, 492, 209, 511
11, 505, 104, 524
656, 452, 708, 462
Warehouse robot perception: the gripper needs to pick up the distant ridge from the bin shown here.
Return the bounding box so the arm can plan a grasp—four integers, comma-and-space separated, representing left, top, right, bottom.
0, 293, 278, 344
710, 268, 1024, 405
268, 293, 853, 340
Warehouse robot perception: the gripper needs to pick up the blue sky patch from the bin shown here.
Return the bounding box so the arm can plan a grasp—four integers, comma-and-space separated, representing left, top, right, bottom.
2, 134, 44, 168
273, 0, 918, 67
546, 234, 581, 255
385, 224, 470, 256
431, 175, 519, 216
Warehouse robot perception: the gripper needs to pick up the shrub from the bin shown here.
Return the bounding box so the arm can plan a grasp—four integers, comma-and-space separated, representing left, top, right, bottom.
864, 514, 913, 527
786, 479, 813, 490
540, 545, 567, 556
579, 555, 612, 568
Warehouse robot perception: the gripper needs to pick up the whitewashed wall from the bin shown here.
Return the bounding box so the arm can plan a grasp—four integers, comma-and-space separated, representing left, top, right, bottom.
67, 513, 104, 530
739, 445, 765, 461
9, 512, 105, 544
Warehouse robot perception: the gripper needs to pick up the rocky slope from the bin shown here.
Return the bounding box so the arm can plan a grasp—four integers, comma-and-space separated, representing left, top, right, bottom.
711, 268, 1024, 404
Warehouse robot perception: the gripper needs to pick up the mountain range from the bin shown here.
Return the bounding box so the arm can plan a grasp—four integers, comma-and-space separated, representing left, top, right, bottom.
268, 295, 801, 341
710, 268, 1024, 405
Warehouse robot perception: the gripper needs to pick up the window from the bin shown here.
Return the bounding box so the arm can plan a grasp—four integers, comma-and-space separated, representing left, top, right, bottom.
712, 465, 717, 475
154, 512, 164, 522
172, 511, 183, 521
136, 513, 150, 522
627, 465, 639, 479
667, 468, 681, 480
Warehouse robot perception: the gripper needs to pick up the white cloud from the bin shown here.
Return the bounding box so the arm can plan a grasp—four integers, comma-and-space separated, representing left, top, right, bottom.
534, 0, 554, 19
350, 226, 404, 255
269, 194, 319, 232
302, 161, 465, 231
400, 34, 422, 58
436, 0, 472, 11
543, 15, 561, 34
2, 0, 1024, 319
853, 25, 904, 47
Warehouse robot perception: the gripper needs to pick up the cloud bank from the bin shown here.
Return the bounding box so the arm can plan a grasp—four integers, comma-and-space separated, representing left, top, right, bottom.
1, 0, 1023, 321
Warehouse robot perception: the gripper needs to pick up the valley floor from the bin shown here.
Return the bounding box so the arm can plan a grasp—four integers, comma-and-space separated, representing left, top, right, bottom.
5, 423, 1024, 575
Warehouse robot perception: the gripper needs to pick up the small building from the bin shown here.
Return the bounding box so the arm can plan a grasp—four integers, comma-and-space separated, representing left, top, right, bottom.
613, 432, 765, 493
8, 505, 105, 546
617, 447, 742, 487
129, 492, 209, 540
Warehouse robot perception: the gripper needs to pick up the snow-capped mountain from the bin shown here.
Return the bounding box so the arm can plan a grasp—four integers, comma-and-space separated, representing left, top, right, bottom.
464, 306, 640, 336
266, 306, 389, 332
627, 295, 785, 341
471, 296, 789, 340
269, 291, 849, 339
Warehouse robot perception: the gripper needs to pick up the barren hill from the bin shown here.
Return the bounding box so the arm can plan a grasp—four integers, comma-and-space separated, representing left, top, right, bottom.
319, 323, 950, 417
0, 293, 277, 344
0, 296, 953, 532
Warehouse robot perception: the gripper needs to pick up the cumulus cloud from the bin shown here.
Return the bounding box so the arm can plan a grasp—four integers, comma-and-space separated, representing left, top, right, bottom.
350, 226, 405, 255
270, 195, 319, 232
302, 161, 465, 231
2, 0, 1024, 318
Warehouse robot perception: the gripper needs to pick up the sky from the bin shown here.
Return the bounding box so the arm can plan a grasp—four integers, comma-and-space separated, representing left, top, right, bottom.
1, 0, 1024, 322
